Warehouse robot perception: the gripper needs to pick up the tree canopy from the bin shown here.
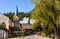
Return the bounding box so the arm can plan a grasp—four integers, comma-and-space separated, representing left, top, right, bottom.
31, 0, 60, 25
31, 0, 60, 38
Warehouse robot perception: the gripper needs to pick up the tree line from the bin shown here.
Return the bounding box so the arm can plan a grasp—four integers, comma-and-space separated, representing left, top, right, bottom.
4, 12, 31, 21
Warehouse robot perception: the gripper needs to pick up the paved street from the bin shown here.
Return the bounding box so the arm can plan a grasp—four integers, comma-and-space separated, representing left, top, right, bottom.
9, 35, 52, 39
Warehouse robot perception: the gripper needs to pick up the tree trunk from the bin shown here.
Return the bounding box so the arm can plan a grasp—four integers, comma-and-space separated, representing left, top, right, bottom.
46, 13, 60, 39
54, 24, 60, 39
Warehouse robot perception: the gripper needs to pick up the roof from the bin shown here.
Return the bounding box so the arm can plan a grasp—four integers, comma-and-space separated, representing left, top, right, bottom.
0, 14, 14, 30
21, 23, 32, 29
0, 14, 9, 24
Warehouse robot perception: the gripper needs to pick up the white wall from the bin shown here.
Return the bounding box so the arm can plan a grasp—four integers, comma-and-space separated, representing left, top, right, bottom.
20, 17, 28, 23
19, 17, 35, 24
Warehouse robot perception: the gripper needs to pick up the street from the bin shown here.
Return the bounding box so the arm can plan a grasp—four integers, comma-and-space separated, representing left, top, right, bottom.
9, 35, 52, 39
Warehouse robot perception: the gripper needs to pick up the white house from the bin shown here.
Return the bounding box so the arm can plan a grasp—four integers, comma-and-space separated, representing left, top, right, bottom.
19, 17, 35, 24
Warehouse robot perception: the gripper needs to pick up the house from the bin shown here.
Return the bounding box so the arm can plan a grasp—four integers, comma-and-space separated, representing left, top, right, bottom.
19, 17, 35, 31
21, 23, 32, 30
13, 6, 22, 29
19, 17, 35, 33
0, 14, 14, 30
0, 14, 15, 38
19, 17, 35, 24
19, 17, 35, 34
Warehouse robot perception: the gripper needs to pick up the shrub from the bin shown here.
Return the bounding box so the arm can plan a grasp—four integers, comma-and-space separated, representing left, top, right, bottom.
41, 32, 47, 37
20, 30, 28, 36
0, 38, 1, 39
32, 23, 42, 31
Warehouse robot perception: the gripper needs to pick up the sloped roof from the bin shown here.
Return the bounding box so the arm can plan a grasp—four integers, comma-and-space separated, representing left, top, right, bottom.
21, 23, 32, 29
0, 14, 9, 24
0, 14, 14, 30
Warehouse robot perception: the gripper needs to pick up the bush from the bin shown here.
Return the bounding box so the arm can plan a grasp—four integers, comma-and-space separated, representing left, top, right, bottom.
50, 33, 55, 38
32, 23, 55, 38
0, 38, 2, 39
32, 23, 37, 30
20, 30, 28, 36
41, 32, 47, 37
0, 22, 6, 29
32, 23, 42, 31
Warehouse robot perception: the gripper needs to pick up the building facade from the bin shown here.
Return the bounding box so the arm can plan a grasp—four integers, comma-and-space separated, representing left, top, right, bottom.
13, 6, 21, 29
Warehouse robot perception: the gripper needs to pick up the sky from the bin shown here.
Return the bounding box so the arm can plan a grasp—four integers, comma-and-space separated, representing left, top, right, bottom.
0, 0, 34, 13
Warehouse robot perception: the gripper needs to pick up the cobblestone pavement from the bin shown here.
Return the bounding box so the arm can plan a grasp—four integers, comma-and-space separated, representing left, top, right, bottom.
9, 35, 52, 39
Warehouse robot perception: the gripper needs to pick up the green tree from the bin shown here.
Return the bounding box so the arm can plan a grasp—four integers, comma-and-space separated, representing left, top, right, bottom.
31, 0, 60, 39
4, 12, 15, 21
0, 22, 6, 30
19, 12, 25, 18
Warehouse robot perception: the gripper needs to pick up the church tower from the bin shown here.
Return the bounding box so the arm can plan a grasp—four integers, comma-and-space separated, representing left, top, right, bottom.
13, 6, 21, 29
13, 6, 19, 21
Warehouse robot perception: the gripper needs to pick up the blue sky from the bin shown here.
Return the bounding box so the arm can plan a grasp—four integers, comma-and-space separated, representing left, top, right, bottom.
0, 0, 34, 13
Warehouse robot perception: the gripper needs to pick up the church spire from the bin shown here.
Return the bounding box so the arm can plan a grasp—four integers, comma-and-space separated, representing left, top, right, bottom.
13, 6, 19, 21
16, 6, 19, 17
15, 10, 16, 16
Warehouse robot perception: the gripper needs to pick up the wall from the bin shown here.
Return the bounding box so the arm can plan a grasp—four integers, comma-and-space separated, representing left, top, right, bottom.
19, 17, 35, 24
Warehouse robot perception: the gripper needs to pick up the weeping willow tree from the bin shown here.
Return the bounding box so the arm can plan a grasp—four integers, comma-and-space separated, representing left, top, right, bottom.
31, 0, 60, 39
